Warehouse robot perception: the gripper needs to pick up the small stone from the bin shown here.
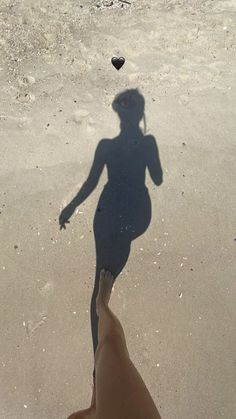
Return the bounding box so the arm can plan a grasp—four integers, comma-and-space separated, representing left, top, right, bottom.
179, 292, 183, 298
25, 75, 35, 85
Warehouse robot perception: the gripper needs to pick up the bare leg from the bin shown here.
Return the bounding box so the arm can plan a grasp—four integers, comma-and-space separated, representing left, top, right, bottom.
95, 269, 161, 419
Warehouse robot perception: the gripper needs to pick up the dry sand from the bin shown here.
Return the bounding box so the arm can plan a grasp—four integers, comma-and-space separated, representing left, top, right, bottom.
0, 0, 236, 418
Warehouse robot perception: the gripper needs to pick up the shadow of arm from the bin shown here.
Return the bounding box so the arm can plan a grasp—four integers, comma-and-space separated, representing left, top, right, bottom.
70, 139, 106, 208
146, 135, 163, 186
59, 140, 106, 228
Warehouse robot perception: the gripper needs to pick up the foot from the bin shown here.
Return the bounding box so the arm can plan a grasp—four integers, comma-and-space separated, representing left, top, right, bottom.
96, 269, 114, 309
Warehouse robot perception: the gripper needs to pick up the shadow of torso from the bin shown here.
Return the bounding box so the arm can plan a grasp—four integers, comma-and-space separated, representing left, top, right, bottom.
93, 133, 162, 278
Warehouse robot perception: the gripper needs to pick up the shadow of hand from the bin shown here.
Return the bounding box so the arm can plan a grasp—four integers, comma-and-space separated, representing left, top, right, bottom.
59, 204, 75, 230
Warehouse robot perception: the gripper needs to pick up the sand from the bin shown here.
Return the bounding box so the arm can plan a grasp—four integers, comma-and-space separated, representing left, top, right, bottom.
0, 0, 236, 418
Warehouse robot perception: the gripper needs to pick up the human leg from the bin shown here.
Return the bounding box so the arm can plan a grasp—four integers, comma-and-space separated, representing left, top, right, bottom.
95, 269, 161, 419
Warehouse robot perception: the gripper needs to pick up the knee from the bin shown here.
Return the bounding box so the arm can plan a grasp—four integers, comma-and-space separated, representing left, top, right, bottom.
95, 331, 129, 362
67, 413, 81, 419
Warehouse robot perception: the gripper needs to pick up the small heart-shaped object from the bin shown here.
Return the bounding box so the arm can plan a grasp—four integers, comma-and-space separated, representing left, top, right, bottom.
111, 57, 125, 70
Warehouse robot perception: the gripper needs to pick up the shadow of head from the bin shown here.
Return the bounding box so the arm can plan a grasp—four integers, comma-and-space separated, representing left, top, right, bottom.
112, 88, 146, 134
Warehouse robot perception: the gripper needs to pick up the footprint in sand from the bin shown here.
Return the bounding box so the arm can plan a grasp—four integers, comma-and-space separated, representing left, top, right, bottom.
24, 311, 47, 337
38, 280, 54, 297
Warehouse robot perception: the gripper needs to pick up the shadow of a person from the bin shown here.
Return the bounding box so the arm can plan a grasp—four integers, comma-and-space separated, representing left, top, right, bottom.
59, 88, 163, 380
